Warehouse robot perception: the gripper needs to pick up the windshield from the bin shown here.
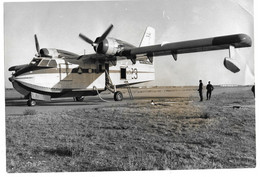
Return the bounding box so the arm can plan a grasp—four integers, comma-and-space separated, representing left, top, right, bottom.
30, 58, 57, 67
30, 58, 42, 66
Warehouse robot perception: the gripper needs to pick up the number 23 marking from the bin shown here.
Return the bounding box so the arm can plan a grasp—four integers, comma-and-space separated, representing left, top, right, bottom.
131, 68, 138, 79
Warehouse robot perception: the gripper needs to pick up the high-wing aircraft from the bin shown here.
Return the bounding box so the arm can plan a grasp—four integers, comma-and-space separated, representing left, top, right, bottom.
8, 24, 252, 106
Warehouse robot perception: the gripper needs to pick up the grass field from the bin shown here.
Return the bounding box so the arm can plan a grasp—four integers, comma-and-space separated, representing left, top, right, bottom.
5, 86, 256, 172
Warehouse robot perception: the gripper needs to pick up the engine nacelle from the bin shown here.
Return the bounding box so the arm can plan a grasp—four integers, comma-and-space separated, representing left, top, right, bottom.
223, 57, 240, 73
95, 38, 123, 55
40, 48, 60, 58
96, 37, 136, 56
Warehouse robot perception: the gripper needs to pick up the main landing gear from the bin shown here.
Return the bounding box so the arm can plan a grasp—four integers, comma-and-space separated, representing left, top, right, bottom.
104, 69, 123, 102
114, 91, 123, 101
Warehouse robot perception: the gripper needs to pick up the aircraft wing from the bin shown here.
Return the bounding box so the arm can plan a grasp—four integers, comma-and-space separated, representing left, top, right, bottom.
77, 53, 119, 66
77, 53, 107, 60
78, 33, 252, 73
126, 33, 252, 60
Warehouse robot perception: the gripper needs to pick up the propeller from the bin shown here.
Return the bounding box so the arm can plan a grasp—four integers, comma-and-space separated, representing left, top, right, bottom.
79, 24, 113, 52
34, 34, 40, 56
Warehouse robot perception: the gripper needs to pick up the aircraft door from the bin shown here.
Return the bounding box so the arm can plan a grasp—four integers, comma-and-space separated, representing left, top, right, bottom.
120, 67, 136, 81
120, 67, 127, 80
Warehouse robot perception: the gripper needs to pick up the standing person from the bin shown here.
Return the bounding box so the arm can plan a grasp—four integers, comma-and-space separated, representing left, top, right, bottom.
251, 85, 255, 98
198, 80, 203, 101
206, 81, 214, 100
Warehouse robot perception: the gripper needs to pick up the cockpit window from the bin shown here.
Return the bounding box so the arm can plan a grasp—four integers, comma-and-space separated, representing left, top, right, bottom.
30, 58, 41, 66
38, 59, 50, 67
48, 60, 57, 67
30, 58, 58, 67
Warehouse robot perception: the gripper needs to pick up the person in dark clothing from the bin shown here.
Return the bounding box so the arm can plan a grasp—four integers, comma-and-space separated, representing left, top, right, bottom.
206, 81, 214, 100
251, 85, 255, 98
198, 80, 203, 101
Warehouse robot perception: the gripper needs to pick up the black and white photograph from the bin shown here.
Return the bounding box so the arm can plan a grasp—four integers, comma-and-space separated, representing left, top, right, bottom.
2, 0, 258, 176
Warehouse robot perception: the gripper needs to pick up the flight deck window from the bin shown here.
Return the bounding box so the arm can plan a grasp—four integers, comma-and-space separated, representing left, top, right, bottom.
48, 60, 57, 67
38, 59, 49, 67
120, 68, 126, 79
30, 59, 41, 66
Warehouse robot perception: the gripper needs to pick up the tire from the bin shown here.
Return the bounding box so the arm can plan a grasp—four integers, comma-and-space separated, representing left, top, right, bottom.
27, 99, 36, 106
75, 96, 84, 102
114, 91, 123, 101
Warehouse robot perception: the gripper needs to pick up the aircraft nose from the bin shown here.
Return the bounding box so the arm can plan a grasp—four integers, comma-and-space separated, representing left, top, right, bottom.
8, 75, 15, 83
8, 77, 13, 82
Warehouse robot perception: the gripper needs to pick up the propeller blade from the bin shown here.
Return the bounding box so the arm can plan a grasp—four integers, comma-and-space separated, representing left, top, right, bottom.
79, 33, 94, 45
79, 24, 113, 53
96, 24, 113, 43
34, 34, 40, 55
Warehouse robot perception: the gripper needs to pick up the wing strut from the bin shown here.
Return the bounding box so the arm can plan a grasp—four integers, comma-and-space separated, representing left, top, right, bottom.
147, 53, 153, 63
130, 56, 137, 64
105, 69, 117, 93
228, 45, 235, 58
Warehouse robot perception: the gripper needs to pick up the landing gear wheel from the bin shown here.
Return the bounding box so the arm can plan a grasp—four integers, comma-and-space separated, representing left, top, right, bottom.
114, 91, 123, 101
27, 99, 36, 106
74, 96, 85, 102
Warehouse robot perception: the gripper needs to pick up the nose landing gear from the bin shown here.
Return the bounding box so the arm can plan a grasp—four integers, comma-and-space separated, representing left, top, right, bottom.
73, 96, 85, 102
27, 99, 36, 106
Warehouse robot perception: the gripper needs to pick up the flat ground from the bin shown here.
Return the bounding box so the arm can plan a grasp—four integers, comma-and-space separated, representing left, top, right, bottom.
5, 86, 256, 172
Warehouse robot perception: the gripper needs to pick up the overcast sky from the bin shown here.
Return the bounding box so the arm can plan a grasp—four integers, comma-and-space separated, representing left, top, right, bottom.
3, 0, 254, 87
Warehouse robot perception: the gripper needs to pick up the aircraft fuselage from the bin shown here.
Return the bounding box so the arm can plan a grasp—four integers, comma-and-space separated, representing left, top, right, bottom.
9, 55, 155, 100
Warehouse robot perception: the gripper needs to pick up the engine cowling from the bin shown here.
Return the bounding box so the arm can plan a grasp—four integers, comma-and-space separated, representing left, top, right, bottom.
40, 48, 60, 58
96, 38, 124, 55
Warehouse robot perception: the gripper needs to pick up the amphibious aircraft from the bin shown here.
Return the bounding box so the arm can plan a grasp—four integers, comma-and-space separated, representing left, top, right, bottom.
8, 24, 252, 106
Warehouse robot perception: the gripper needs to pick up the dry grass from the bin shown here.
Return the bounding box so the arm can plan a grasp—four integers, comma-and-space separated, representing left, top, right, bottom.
23, 109, 37, 115
5, 86, 256, 172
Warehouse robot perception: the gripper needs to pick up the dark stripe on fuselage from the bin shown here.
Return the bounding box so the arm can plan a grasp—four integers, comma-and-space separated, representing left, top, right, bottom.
15, 66, 106, 75
26, 68, 153, 75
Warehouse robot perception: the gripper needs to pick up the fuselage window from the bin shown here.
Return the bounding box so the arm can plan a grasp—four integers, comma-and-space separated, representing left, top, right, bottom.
78, 67, 83, 74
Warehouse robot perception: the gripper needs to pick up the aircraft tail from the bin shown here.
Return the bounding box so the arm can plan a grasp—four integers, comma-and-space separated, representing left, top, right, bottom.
139, 26, 155, 47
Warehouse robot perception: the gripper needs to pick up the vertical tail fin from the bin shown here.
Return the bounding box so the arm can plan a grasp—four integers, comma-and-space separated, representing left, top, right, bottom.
139, 26, 155, 47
